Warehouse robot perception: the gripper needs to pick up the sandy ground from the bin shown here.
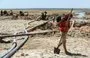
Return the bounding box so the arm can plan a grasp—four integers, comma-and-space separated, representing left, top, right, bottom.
11, 35, 90, 58
0, 19, 31, 34
0, 18, 90, 58
0, 19, 31, 50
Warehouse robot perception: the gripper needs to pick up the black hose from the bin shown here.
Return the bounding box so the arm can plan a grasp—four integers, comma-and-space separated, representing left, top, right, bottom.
3, 36, 29, 58
1, 42, 17, 58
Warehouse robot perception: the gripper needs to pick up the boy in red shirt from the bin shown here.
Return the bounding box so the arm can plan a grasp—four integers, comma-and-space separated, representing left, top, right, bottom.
54, 9, 74, 55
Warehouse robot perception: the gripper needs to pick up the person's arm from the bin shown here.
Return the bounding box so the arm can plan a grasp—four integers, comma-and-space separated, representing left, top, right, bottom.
69, 19, 75, 31
71, 20, 74, 27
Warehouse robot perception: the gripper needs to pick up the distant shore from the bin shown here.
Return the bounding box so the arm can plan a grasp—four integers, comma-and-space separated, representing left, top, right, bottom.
0, 8, 90, 10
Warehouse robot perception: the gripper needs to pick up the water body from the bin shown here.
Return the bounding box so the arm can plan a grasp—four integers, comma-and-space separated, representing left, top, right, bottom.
0, 8, 90, 10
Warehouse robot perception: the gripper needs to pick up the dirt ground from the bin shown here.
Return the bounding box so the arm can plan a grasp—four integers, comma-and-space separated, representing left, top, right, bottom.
0, 20, 89, 58
12, 36, 90, 58
0, 19, 32, 34
0, 10, 90, 58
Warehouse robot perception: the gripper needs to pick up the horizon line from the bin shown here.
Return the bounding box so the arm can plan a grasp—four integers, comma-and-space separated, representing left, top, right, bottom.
0, 8, 90, 10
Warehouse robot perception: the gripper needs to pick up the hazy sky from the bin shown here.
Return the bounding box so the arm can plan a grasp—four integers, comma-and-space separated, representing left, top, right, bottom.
0, 0, 90, 8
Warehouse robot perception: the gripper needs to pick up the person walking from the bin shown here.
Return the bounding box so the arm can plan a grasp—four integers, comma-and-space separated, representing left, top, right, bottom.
54, 9, 74, 55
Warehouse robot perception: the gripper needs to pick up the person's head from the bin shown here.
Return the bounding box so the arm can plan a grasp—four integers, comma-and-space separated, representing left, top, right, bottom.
44, 11, 47, 14
62, 14, 65, 16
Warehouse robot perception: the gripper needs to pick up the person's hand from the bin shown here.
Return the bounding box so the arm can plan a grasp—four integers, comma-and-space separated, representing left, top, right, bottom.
69, 27, 74, 32
69, 20, 75, 31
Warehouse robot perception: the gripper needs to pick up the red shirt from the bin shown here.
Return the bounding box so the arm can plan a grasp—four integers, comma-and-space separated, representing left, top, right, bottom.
59, 21, 70, 32
59, 14, 73, 32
